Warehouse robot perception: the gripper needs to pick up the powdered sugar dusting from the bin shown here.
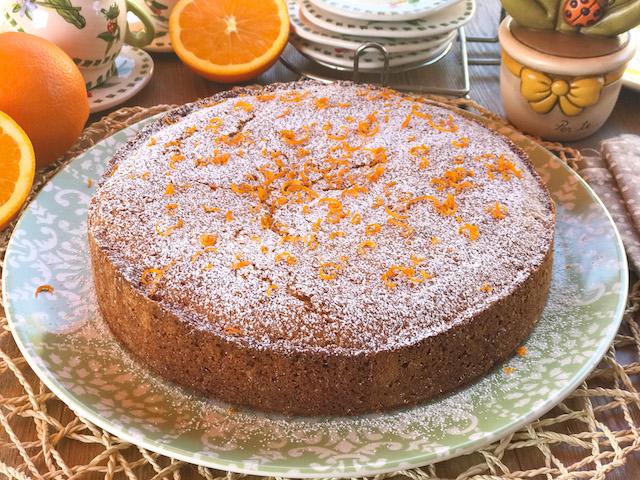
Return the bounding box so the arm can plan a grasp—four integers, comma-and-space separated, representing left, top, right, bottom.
88, 82, 554, 354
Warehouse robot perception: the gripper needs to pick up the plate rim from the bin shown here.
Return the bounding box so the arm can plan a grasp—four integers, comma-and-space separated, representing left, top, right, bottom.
1, 108, 629, 478
307, 0, 458, 22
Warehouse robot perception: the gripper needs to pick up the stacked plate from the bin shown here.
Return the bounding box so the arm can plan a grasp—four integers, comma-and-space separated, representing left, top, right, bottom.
288, 0, 475, 72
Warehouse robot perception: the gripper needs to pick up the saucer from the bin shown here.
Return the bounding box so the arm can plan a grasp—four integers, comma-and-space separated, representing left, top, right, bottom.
290, 0, 455, 54
88, 45, 154, 113
145, 30, 173, 53
289, 31, 454, 70
309, 0, 458, 21
299, 0, 474, 38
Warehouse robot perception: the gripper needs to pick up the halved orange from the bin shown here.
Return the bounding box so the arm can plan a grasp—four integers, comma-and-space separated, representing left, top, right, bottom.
0, 111, 35, 230
169, 0, 289, 83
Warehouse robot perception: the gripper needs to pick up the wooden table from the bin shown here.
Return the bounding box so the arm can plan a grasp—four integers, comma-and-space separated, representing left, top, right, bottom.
4, 0, 640, 478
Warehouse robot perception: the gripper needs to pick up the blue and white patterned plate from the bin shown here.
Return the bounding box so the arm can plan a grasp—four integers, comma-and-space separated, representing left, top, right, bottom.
1, 109, 627, 478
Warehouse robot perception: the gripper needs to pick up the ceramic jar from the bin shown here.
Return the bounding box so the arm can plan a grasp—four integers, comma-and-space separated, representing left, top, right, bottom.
2, 0, 154, 88
499, 16, 636, 141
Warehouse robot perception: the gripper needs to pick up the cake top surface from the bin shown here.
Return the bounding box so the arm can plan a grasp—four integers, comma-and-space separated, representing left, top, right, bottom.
88, 82, 555, 354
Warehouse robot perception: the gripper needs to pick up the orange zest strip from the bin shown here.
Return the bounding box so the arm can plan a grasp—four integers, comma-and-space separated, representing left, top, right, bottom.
480, 282, 493, 293
141, 268, 164, 285
224, 326, 243, 336
365, 223, 382, 236
351, 212, 362, 225
275, 251, 298, 265
431, 167, 475, 192
147, 137, 157, 146
225, 210, 233, 222
199, 233, 218, 247
318, 262, 341, 280
485, 155, 523, 180
202, 205, 219, 213
257, 93, 276, 102
387, 218, 415, 237
329, 231, 345, 240
357, 239, 377, 255
486, 201, 508, 219
165, 183, 175, 195
35, 285, 54, 297
405, 193, 457, 216
280, 127, 310, 145
315, 97, 329, 109
459, 223, 480, 241
231, 260, 251, 270
517, 346, 527, 357
266, 283, 278, 297
323, 122, 349, 141
234, 100, 253, 112
385, 206, 408, 221
155, 218, 184, 236
357, 112, 379, 137
206, 117, 223, 133
451, 136, 470, 148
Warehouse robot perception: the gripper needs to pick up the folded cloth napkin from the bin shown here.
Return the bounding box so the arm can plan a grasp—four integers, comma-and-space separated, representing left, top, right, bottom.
577, 134, 640, 272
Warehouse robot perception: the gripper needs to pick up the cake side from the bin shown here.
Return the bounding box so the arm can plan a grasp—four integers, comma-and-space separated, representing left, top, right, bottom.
89, 232, 552, 415
88, 81, 555, 415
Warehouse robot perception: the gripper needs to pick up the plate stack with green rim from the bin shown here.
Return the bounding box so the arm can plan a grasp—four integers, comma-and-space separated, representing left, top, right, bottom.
288, 0, 475, 72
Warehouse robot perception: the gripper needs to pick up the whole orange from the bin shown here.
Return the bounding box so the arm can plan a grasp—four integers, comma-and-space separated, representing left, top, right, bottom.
0, 32, 89, 167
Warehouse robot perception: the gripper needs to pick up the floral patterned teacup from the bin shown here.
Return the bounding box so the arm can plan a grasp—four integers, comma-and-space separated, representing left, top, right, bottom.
140, 0, 178, 46
4, 0, 154, 88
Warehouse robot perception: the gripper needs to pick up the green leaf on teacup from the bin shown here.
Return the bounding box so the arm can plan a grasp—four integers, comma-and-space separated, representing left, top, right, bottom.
38, 0, 86, 29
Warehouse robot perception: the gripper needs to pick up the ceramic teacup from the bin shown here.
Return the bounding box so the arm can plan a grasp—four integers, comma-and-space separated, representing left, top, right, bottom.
3, 0, 155, 88
139, 0, 178, 48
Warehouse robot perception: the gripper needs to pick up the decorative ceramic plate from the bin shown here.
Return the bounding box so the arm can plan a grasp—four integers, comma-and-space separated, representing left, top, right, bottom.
308, 0, 458, 21
289, 31, 455, 69
3, 108, 627, 478
144, 31, 173, 53
623, 28, 640, 92
88, 45, 154, 114
289, 1, 455, 54
299, 0, 474, 38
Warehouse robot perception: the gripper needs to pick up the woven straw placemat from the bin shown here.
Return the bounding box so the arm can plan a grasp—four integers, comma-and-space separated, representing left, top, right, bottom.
1, 98, 639, 480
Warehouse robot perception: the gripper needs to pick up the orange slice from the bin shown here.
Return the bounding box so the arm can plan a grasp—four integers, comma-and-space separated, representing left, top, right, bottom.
0, 111, 35, 230
169, 0, 290, 83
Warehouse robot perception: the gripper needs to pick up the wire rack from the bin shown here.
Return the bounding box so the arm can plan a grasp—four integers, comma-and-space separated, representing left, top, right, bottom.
279, 10, 504, 97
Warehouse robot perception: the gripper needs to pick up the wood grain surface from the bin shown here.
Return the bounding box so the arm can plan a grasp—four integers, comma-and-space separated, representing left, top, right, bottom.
4, 0, 640, 478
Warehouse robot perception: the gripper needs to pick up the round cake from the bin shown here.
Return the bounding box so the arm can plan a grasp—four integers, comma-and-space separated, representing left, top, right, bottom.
88, 81, 555, 416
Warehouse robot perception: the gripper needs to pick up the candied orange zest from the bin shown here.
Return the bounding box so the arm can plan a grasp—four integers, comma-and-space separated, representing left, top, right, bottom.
385, 206, 408, 221
315, 97, 329, 109
275, 251, 298, 265
351, 212, 362, 225
451, 136, 470, 148
256, 93, 276, 102
487, 201, 508, 219
234, 100, 253, 112
225, 210, 233, 222
206, 117, 223, 133
35, 285, 54, 297
165, 183, 175, 195
141, 268, 164, 285
280, 91, 308, 103
517, 346, 528, 357
306, 233, 319, 250
224, 326, 243, 336
341, 184, 368, 198
329, 231, 345, 240
231, 260, 251, 270
503, 367, 516, 375
276, 108, 291, 119
372, 196, 385, 208
367, 164, 385, 183
266, 283, 279, 297
202, 205, 219, 213
323, 122, 349, 141
485, 155, 523, 180
387, 218, 415, 237
168, 153, 185, 170
365, 223, 382, 236
155, 218, 184, 236
318, 262, 341, 280
357, 239, 377, 255
199, 233, 218, 247
431, 167, 475, 193
280, 127, 310, 146
459, 223, 480, 241
405, 193, 457, 216
147, 137, 157, 147
357, 112, 379, 137
480, 282, 493, 293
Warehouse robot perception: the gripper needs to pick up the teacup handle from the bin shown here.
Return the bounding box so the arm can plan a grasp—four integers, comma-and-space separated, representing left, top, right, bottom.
124, 0, 155, 48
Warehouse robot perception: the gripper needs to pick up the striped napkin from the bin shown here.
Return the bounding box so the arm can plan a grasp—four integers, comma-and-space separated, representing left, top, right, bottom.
578, 134, 640, 271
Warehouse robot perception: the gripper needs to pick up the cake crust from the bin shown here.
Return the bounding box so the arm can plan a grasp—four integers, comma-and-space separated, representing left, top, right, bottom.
88, 81, 555, 415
